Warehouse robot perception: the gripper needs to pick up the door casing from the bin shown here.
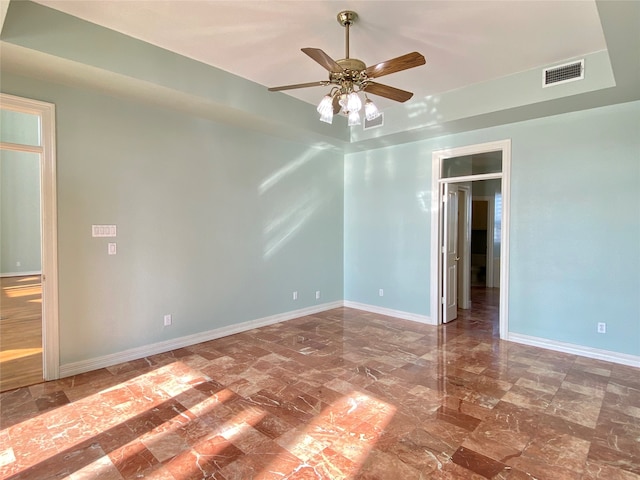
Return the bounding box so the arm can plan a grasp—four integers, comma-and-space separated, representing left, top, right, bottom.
430, 140, 511, 339
1, 93, 59, 380
457, 183, 472, 310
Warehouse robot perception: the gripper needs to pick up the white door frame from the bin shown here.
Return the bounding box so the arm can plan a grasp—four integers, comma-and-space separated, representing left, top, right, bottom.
1, 93, 59, 380
430, 139, 511, 339
457, 183, 472, 310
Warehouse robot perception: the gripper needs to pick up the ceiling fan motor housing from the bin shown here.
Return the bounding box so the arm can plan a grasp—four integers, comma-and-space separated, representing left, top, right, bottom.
330, 58, 368, 88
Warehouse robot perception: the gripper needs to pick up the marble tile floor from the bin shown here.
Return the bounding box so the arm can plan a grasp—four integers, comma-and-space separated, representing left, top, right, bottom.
1, 292, 639, 479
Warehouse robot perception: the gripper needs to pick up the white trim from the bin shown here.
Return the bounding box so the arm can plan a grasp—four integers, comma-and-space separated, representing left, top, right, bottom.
343, 300, 434, 325
500, 143, 511, 340
1, 271, 42, 277
1, 93, 59, 381
59, 301, 343, 378
458, 183, 472, 310
430, 156, 440, 329
508, 332, 640, 368
0, 142, 43, 154
438, 172, 502, 184
431, 139, 511, 340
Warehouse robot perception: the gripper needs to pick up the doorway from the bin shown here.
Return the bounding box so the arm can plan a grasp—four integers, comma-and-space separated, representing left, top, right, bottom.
0, 93, 59, 389
430, 140, 510, 339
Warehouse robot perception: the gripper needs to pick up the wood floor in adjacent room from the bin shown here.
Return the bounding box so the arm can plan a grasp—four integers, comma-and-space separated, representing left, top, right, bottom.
0, 275, 43, 392
1, 288, 638, 479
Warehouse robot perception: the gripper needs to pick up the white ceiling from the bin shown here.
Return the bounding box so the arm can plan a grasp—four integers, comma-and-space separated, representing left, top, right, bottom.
33, 1, 607, 111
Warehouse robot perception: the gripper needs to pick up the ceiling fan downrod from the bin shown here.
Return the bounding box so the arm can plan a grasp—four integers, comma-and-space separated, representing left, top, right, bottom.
337, 10, 357, 60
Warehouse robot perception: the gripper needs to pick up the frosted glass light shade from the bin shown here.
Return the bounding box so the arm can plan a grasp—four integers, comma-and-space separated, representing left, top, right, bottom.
364, 99, 380, 121
346, 92, 362, 112
348, 111, 361, 126
317, 95, 333, 114
319, 110, 333, 124
317, 94, 334, 124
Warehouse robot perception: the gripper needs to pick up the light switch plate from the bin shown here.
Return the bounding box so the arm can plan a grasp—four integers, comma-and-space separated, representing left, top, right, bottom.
108, 243, 117, 255
92, 225, 117, 237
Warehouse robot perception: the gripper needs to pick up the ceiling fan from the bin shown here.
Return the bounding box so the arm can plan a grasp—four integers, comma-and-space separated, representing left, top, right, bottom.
268, 10, 426, 126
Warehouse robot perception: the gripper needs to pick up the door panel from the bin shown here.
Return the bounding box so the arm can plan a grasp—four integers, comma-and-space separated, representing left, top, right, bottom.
442, 183, 459, 323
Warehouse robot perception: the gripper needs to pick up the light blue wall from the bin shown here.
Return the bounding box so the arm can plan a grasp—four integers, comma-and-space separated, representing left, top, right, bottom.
2, 83, 638, 364
345, 101, 640, 356
0, 149, 42, 274
509, 101, 639, 355
1, 73, 344, 365
344, 143, 433, 315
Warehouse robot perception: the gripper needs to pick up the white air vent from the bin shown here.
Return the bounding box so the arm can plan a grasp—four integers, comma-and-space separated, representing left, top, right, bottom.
363, 113, 384, 130
543, 60, 584, 87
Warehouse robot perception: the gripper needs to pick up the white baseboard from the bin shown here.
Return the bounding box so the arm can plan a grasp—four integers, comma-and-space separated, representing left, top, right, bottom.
1, 271, 42, 278
59, 301, 343, 378
508, 332, 640, 368
343, 300, 435, 325
58, 301, 638, 378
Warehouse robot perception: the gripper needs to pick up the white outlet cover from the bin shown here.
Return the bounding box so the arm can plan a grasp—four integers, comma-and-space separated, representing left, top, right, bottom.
108, 243, 117, 255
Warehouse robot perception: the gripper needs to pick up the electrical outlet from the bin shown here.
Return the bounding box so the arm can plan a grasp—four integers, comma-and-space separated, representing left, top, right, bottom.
164, 314, 172, 326
597, 322, 606, 334
16, 261, 21, 267
379, 288, 384, 297
315, 290, 320, 300
293, 291, 298, 300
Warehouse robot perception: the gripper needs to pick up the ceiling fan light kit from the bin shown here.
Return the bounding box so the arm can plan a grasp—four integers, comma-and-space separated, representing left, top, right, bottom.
268, 10, 426, 127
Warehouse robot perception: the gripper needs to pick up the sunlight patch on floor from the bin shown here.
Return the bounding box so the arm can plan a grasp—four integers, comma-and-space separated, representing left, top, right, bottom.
3, 284, 41, 298
0, 347, 42, 362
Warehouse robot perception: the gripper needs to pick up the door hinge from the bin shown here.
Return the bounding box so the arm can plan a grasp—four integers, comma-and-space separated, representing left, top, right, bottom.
441, 296, 446, 305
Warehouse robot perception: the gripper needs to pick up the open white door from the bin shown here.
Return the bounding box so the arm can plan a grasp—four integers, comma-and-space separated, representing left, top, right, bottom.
442, 183, 459, 323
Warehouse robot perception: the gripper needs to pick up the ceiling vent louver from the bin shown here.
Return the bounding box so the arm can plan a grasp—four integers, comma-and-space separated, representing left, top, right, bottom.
363, 112, 384, 130
543, 60, 584, 87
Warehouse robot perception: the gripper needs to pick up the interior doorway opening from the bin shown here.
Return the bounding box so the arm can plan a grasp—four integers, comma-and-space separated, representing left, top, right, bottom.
431, 140, 511, 339
0, 93, 59, 389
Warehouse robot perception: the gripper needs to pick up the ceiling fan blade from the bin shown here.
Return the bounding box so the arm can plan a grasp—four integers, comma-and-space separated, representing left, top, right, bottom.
364, 52, 426, 79
302, 47, 344, 73
364, 82, 414, 103
268, 81, 328, 92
